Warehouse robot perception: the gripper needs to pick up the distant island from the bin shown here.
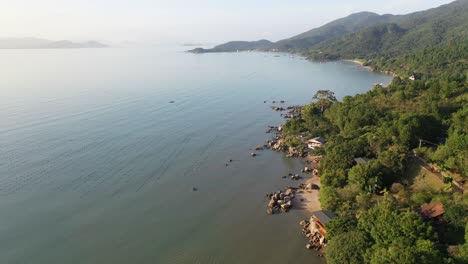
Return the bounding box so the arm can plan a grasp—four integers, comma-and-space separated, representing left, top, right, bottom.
0, 38, 108, 49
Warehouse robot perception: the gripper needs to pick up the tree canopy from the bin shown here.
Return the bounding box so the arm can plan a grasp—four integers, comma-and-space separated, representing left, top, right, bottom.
312, 90, 337, 113
286, 41, 467, 263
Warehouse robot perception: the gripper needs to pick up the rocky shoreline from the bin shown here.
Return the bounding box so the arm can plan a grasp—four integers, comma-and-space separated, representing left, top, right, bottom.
260, 105, 309, 158
253, 100, 325, 257
300, 219, 326, 256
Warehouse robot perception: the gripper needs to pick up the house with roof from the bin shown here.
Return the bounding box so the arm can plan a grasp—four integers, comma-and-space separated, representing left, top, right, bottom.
354, 157, 370, 165
307, 137, 327, 150
420, 202, 445, 220
309, 210, 338, 237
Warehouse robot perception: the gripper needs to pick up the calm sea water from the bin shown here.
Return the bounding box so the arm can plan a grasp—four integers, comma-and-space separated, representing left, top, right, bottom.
0, 47, 392, 264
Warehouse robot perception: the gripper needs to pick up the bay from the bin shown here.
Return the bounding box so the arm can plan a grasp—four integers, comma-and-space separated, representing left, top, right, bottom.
0, 47, 392, 264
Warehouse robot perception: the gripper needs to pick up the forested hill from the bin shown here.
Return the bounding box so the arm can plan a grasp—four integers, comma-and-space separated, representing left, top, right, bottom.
366, 41, 468, 76
190, 0, 468, 57
189, 11, 395, 53
274, 11, 394, 50
309, 0, 468, 60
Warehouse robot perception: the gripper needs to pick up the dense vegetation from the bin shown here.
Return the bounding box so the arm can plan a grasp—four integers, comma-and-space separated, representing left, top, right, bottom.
282, 41, 467, 263
367, 41, 468, 76
308, 0, 468, 60
275, 11, 393, 50
190, 11, 394, 53
191, 1, 468, 59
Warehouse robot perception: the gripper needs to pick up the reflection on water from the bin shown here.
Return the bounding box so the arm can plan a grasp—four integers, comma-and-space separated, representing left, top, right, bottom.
0, 47, 392, 264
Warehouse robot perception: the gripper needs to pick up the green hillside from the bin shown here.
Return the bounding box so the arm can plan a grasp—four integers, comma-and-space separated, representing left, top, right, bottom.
193, 0, 468, 59
367, 41, 468, 76
275, 12, 394, 50
309, 0, 468, 59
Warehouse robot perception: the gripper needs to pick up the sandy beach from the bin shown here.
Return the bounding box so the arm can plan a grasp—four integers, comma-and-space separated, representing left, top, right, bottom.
344, 59, 374, 71
344, 59, 397, 78
296, 175, 322, 213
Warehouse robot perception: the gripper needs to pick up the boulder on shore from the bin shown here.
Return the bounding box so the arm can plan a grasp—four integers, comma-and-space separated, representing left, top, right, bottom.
268, 199, 276, 208
266, 188, 297, 214
281, 201, 292, 209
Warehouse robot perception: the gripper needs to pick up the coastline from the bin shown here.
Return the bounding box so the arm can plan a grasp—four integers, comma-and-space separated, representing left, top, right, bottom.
188, 49, 395, 256
343, 59, 371, 70
262, 105, 326, 256
189, 48, 398, 78
2, 48, 366, 264
342, 59, 398, 77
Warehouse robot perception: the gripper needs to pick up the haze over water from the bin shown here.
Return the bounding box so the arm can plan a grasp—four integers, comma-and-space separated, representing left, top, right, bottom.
0, 47, 392, 264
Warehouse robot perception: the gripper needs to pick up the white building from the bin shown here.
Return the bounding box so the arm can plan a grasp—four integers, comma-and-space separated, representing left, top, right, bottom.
307, 137, 327, 149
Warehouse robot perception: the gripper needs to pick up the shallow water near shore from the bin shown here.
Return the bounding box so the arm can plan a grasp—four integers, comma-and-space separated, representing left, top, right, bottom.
0, 47, 392, 264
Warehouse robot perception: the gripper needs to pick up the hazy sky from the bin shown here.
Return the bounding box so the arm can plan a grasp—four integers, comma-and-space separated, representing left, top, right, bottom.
0, 0, 455, 44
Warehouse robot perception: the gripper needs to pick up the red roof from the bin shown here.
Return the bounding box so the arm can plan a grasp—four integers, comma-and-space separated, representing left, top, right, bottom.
420, 202, 444, 218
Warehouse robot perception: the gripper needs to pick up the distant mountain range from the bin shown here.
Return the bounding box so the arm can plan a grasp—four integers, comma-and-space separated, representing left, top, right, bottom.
0, 38, 108, 49
189, 0, 468, 59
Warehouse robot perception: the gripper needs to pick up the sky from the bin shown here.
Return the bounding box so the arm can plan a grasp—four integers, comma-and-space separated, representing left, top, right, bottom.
0, 0, 455, 44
